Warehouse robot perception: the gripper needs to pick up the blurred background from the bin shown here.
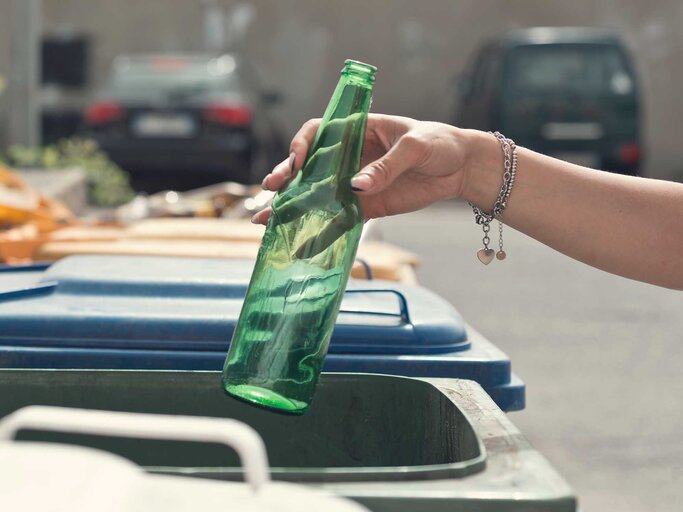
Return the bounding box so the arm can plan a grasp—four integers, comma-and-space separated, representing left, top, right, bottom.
1, 0, 683, 190
1, 2, 682, 512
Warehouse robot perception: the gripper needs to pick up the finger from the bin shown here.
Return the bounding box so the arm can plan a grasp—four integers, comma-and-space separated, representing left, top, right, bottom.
263, 118, 322, 191
262, 156, 293, 191
251, 206, 272, 225
289, 118, 321, 171
360, 114, 415, 168
350, 133, 424, 194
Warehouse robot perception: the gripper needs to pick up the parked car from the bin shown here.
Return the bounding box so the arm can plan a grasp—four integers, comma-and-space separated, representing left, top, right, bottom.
84, 53, 286, 184
454, 27, 642, 175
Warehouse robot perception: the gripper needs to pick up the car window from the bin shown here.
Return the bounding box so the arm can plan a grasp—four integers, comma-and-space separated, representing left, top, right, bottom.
106, 55, 240, 98
506, 44, 634, 94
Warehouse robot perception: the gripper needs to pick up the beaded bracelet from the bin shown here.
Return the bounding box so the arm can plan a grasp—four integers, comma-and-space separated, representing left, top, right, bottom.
469, 131, 518, 265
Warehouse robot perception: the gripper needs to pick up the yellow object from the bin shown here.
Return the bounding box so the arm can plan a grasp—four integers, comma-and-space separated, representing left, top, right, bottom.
0, 165, 75, 230
0, 165, 77, 262
0, 166, 40, 226
0, 224, 44, 264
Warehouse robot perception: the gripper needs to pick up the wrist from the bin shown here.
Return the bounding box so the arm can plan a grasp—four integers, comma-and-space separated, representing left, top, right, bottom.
461, 129, 505, 211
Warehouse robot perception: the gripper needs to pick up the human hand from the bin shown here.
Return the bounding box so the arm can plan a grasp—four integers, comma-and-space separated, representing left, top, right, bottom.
253, 114, 476, 223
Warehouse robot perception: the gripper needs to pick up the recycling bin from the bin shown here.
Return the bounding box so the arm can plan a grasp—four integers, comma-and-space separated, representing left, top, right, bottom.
0, 255, 524, 411
0, 369, 575, 511
1, 405, 371, 512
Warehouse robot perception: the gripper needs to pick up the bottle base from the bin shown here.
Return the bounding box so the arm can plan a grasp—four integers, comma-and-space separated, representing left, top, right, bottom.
223, 383, 309, 415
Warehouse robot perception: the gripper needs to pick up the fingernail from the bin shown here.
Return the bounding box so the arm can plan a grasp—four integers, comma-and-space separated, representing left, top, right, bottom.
261, 174, 270, 189
288, 152, 296, 174
350, 173, 372, 191
250, 213, 260, 224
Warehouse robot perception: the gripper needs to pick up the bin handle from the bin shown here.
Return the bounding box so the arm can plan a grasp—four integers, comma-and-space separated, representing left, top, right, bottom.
341, 288, 411, 324
0, 405, 271, 491
353, 258, 373, 280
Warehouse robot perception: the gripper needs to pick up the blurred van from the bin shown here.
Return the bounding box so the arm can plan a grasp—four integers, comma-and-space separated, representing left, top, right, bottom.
454, 28, 642, 175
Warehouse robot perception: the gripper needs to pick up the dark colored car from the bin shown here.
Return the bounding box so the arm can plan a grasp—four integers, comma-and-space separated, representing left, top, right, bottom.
84, 54, 286, 184
454, 28, 642, 175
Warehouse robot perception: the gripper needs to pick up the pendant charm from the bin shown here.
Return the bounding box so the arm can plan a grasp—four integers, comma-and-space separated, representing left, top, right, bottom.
496, 250, 506, 261
477, 248, 495, 265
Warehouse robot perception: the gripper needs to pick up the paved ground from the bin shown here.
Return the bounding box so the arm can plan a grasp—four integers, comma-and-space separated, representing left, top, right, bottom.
379, 200, 683, 512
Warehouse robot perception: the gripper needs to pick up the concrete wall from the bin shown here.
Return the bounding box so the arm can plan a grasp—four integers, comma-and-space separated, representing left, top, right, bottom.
1, 0, 682, 179
0, 1, 17, 149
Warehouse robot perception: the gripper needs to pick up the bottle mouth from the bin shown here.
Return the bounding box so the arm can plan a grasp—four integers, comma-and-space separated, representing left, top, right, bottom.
342, 59, 377, 82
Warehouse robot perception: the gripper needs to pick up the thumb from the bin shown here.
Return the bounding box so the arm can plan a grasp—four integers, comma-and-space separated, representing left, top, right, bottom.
350, 135, 421, 194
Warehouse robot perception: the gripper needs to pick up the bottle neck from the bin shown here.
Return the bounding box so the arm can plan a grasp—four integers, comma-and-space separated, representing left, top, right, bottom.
341, 60, 377, 87
301, 76, 372, 185
315, 74, 373, 140
296, 63, 375, 189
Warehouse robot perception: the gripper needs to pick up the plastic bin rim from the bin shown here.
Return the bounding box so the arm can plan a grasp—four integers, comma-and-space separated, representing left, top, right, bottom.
0, 369, 488, 482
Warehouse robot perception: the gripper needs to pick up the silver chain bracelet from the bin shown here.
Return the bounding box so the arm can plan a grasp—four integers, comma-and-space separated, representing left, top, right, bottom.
469, 131, 517, 265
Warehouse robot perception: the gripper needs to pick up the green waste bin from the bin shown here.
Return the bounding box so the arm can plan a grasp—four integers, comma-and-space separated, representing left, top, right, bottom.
0, 370, 576, 511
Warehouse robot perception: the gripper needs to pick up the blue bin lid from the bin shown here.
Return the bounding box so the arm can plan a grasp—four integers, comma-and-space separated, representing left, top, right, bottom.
0, 256, 469, 355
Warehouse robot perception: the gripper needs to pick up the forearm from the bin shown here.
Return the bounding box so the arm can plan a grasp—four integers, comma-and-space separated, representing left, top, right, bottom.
462, 130, 683, 290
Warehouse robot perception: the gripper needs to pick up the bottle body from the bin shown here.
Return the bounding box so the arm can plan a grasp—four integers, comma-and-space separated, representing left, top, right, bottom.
222, 60, 376, 414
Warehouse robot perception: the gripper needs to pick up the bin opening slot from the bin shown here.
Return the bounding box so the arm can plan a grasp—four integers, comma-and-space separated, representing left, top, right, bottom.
0, 281, 57, 302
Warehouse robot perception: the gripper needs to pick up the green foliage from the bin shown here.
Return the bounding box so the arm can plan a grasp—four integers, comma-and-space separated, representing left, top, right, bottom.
2, 139, 135, 206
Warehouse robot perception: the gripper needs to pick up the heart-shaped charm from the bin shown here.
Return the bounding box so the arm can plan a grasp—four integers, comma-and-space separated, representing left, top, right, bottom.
477, 248, 495, 265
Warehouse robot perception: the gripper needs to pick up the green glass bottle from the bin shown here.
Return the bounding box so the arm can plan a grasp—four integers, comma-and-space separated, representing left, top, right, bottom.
221, 60, 376, 414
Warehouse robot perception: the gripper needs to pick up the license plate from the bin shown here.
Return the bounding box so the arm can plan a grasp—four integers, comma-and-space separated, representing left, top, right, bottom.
552, 151, 600, 169
542, 122, 603, 141
132, 113, 196, 138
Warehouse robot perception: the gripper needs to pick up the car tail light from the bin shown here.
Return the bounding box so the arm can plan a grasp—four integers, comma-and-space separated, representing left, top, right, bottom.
85, 101, 125, 125
619, 142, 641, 164
203, 103, 252, 126
149, 56, 189, 71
